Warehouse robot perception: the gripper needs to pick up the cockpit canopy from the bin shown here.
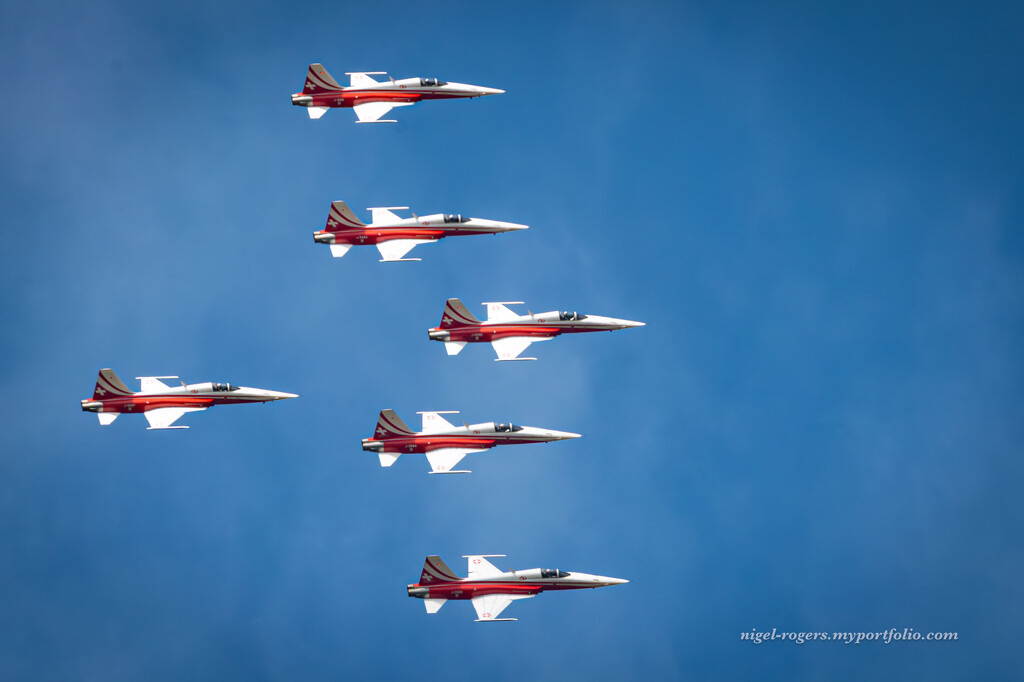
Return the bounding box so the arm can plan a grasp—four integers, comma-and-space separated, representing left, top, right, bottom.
211, 383, 239, 392
420, 77, 448, 87
494, 423, 524, 433
559, 311, 588, 321
540, 568, 569, 578
444, 214, 469, 223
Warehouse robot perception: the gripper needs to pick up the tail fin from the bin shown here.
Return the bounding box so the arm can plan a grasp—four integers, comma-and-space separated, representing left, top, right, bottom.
93, 369, 133, 400
439, 298, 480, 329
375, 409, 415, 438
421, 556, 460, 584
327, 201, 365, 229
303, 63, 344, 94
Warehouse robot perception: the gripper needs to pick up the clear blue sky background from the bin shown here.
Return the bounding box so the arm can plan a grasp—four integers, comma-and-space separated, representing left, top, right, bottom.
1, 0, 1022, 679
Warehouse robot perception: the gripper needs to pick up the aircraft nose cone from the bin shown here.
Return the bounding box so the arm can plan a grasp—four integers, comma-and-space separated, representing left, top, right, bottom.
272, 391, 299, 400
477, 86, 504, 95
620, 320, 645, 328
546, 429, 582, 440
607, 577, 629, 585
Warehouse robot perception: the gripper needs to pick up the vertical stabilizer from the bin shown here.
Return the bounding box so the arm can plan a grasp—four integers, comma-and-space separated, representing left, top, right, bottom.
328, 201, 365, 229
303, 64, 343, 93
93, 369, 133, 400
375, 410, 415, 438
439, 298, 480, 328
421, 556, 459, 584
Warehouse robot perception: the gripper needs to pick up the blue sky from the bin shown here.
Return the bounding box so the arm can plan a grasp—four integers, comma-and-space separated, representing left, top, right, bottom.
1, 0, 1022, 679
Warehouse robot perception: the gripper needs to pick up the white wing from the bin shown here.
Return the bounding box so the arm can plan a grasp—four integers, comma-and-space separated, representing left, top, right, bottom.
378, 452, 400, 468
425, 448, 486, 474
307, 106, 329, 119
368, 207, 405, 224
138, 377, 173, 392
423, 598, 446, 614
144, 407, 205, 430
348, 72, 382, 87
97, 412, 119, 426
465, 555, 504, 579
471, 593, 535, 622
353, 101, 413, 122
484, 302, 523, 322
377, 239, 433, 262
491, 336, 536, 361
329, 244, 351, 258
420, 412, 457, 434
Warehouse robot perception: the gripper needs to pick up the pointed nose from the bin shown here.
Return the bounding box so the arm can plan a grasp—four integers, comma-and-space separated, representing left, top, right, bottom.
546, 429, 582, 441
479, 87, 505, 95
269, 391, 299, 400
621, 320, 645, 328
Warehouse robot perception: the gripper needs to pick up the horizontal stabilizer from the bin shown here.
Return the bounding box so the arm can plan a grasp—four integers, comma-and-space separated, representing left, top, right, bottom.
329, 244, 351, 258
445, 341, 467, 356
424, 598, 447, 614
97, 412, 119, 426
378, 452, 400, 468
307, 106, 329, 119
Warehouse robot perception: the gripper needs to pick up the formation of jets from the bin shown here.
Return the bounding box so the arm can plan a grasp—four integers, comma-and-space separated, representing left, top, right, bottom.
80, 369, 296, 430
291, 64, 503, 123
314, 201, 528, 262
409, 555, 627, 621
361, 410, 580, 473
83, 64, 639, 623
430, 298, 645, 360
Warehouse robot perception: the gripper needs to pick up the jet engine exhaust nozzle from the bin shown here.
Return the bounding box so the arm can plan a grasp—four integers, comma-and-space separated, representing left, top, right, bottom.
361, 439, 383, 452
291, 94, 313, 105
407, 585, 428, 598
428, 329, 450, 341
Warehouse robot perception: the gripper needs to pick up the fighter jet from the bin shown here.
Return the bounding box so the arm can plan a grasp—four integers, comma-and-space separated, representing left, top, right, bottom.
291, 64, 504, 123
428, 298, 645, 361
314, 201, 528, 262
361, 410, 580, 473
80, 369, 298, 429
408, 555, 628, 622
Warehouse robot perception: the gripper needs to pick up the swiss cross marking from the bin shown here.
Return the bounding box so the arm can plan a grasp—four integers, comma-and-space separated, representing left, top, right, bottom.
95, 386, 107, 396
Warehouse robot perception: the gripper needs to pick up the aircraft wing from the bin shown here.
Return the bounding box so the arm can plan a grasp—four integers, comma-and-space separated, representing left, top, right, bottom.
471, 593, 535, 622
420, 411, 457, 434
376, 239, 432, 262
484, 302, 523, 323
353, 101, 414, 123
144, 407, 205, 430
491, 336, 536, 361
425, 448, 487, 474
465, 555, 504, 578
138, 376, 174, 392
307, 106, 329, 119
329, 244, 351, 259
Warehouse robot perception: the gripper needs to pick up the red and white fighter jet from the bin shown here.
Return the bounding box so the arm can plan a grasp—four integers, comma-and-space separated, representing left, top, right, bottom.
313, 201, 528, 262
291, 64, 504, 123
361, 410, 580, 474
428, 298, 645, 361
408, 555, 628, 622
80, 369, 298, 430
